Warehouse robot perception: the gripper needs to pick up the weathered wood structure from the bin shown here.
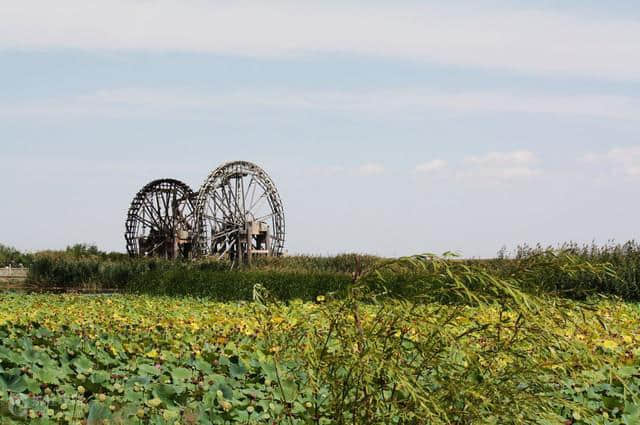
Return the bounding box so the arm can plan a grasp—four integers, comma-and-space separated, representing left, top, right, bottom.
124, 161, 285, 263
0, 267, 28, 285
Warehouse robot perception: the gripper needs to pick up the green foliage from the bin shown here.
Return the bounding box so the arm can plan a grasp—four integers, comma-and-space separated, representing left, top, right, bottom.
558, 365, 640, 424
4, 243, 640, 423
27, 256, 353, 300
14, 240, 640, 301
22, 249, 625, 303
484, 250, 619, 299
132, 266, 351, 301
37, 243, 128, 262
493, 242, 640, 299
0, 244, 32, 268
359, 253, 532, 305
249, 253, 381, 273
28, 256, 161, 289
250, 256, 571, 424
1, 275, 639, 423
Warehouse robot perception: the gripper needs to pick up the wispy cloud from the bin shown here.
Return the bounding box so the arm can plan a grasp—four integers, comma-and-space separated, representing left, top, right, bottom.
415, 159, 447, 174
582, 147, 640, 177
356, 163, 385, 176
2, 87, 640, 121
464, 151, 536, 167
1, 1, 639, 80
460, 151, 541, 181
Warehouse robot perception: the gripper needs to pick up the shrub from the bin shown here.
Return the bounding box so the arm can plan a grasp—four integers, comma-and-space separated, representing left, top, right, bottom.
27, 256, 353, 300
0, 243, 33, 267
20, 241, 640, 301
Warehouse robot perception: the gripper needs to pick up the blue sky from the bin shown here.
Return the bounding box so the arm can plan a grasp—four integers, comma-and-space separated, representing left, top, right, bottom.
2, 0, 640, 257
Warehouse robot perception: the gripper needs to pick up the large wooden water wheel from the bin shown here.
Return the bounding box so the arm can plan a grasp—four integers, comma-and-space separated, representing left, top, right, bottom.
194, 161, 285, 263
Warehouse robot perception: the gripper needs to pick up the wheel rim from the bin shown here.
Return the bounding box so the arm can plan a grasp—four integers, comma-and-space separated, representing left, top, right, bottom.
125, 179, 196, 258
195, 161, 285, 260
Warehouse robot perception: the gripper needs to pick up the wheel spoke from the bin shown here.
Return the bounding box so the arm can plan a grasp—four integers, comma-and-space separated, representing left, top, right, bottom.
140, 199, 162, 229
212, 227, 240, 239
247, 190, 268, 215
192, 162, 285, 259
125, 179, 195, 257
216, 241, 234, 260
224, 178, 243, 220
203, 213, 237, 227
244, 175, 254, 207
253, 212, 276, 222
214, 188, 235, 218
135, 215, 158, 230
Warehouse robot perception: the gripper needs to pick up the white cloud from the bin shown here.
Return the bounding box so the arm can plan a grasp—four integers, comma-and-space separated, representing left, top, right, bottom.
357, 163, 385, 176
2, 87, 640, 121
1, 1, 640, 80
460, 150, 541, 181
415, 159, 447, 173
582, 147, 640, 177
464, 151, 536, 167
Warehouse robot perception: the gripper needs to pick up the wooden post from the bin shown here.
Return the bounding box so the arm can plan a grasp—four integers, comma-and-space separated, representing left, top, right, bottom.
246, 222, 253, 266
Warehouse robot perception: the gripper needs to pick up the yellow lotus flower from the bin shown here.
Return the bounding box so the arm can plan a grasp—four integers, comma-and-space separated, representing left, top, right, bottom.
271, 316, 285, 324
147, 398, 162, 408
599, 340, 618, 350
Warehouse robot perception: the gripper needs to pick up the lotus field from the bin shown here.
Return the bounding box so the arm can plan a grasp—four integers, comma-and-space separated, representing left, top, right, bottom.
0, 253, 640, 424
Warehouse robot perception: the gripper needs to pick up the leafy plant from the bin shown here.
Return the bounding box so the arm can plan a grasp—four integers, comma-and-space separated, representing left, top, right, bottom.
0, 287, 638, 424
0, 244, 32, 268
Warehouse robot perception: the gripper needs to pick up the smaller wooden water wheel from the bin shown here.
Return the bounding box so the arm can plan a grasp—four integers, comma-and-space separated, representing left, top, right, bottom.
124, 179, 196, 258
